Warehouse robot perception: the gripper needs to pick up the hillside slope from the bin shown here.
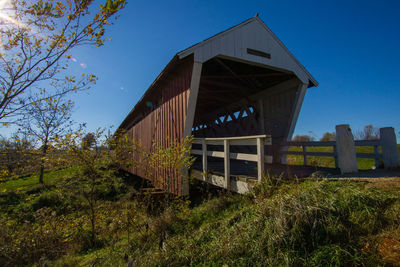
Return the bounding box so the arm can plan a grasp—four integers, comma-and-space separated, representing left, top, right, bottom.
1, 170, 400, 266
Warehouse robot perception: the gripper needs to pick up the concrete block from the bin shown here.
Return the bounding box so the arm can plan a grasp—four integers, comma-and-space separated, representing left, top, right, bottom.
380, 127, 399, 169
336, 124, 358, 174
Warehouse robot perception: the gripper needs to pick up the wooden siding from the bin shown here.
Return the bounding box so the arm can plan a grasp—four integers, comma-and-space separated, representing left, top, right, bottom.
126, 59, 193, 195
177, 17, 317, 87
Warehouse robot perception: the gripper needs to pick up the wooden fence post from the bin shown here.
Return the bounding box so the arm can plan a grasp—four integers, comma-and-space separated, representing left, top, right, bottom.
201, 138, 207, 179
373, 145, 380, 168
334, 145, 339, 168
224, 139, 230, 189
380, 127, 399, 169
257, 137, 265, 182
303, 145, 308, 166
336, 124, 358, 174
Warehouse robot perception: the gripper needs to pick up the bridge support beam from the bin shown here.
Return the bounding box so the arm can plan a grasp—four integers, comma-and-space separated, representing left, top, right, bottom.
182, 61, 203, 196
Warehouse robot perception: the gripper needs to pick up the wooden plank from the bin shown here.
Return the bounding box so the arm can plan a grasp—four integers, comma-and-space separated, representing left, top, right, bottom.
194, 134, 270, 141
192, 150, 258, 162
284, 141, 336, 147
356, 153, 383, 159
193, 136, 271, 145
194, 139, 257, 146
354, 140, 381, 146
334, 145, 339, 168
303, 146, 308, 166
374, 145, 380, 167
257, 137, 265, 182
183, 61, 203, 138
231, 153, 257, 161
224, 139, 230, 189
191, 170, 254, 194
202, 139, 207, 179
230, 138, 259, 146
281, 151, 335, 157
182, 61, 203, 196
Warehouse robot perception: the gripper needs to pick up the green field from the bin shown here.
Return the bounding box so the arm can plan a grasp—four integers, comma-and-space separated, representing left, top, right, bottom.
286, 144, 400, 170
0, 167, 78, 192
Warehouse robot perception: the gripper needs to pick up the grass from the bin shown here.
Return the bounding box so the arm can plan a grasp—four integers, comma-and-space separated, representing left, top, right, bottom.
1, 165, 400, 266
50, 177, 400, 267
0, 167, 78, 192
287, 144, 400, 170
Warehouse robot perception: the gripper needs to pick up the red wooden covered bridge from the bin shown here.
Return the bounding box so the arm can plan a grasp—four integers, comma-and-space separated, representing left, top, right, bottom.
118, 16, 317, 195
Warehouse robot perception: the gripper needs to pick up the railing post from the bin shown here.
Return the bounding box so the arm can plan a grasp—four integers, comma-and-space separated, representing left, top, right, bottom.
373, 145, 380, 168
336, 124, 358, 174
201, 138, 207, 179
256, 137, 265, 182
380, 127, 399, 169
334, 145, 339, 169
224, 139, 230, 190
303, 145, 308, 166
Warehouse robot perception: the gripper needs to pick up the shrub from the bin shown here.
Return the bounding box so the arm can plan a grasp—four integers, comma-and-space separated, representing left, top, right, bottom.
31, 191, 63, 211
0, 208, 69, 266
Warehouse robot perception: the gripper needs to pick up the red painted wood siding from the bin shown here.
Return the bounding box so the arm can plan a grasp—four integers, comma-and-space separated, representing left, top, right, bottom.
126, 59, 193, 195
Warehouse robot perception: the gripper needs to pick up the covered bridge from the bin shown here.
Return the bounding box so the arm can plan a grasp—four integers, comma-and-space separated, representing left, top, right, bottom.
118, 16, 317, 195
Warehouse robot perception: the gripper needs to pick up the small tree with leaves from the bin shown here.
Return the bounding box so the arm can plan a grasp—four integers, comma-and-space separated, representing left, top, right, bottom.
320, 132, 336, 141
292, 135, 315, 142
58, 127, 134, 247
17, 90, 75, 184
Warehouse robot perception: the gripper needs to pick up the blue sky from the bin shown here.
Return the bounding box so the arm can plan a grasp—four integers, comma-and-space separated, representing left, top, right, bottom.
5, 0, 400, 139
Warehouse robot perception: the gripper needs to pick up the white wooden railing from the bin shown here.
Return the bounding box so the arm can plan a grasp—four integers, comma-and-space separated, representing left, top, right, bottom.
192, 135, 272, 189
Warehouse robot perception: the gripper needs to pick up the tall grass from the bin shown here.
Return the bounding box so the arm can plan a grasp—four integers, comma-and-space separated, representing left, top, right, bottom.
123, 178, 400, 266
1, 168, 400, 266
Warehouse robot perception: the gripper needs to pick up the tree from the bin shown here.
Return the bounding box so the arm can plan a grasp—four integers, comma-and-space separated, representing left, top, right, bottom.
320, 132, 336, 141
292, 135, 314, 142
82, 132, 96, 150
58, 127, 134, 246
354, 125, 379, 140
17, 90, 74, 184
0, 0, 126, 122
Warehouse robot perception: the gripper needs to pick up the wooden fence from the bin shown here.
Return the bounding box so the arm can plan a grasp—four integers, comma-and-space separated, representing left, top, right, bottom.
281, 139, 383, 168
281, 125, 398, 173
192, 135, 272, 188
280, 141, 339, 168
